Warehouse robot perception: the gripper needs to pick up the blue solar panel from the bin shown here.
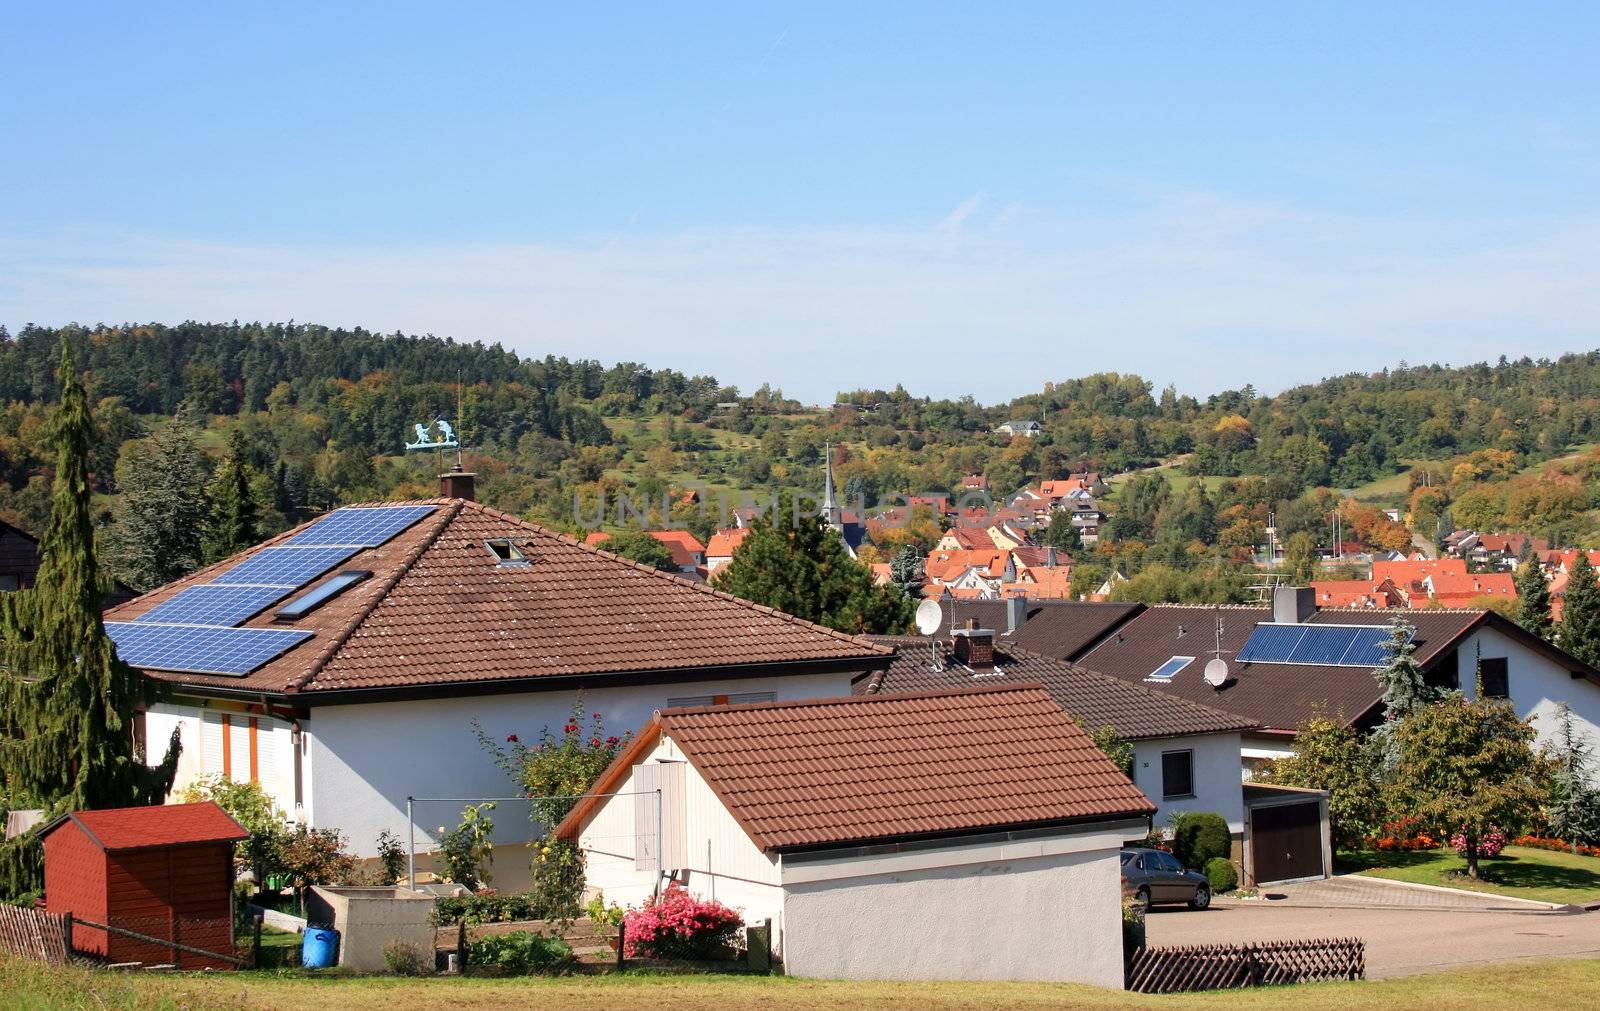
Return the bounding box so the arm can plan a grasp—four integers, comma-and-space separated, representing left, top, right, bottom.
135, 585, 289, 626
287, 505, 436, 547
1288, 626, 1362, 665
1237, 624, 1308, 662
1238, 622, 1411, 666
106, 622, 312, 676
1341, 626, 1403, 667
276, 570, 370, 620
213, 545, 361, 588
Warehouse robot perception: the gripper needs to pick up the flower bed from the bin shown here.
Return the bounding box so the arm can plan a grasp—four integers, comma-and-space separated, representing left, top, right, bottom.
1514, 835, 1600, 859
1367, 815, 1442, 851
1450, 828, 1507, 859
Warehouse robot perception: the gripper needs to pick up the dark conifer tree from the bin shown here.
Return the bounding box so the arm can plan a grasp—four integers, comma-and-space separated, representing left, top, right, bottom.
1559, 552, 1600, 668
1514, 555, 1554, 640
1, 339, 180, 897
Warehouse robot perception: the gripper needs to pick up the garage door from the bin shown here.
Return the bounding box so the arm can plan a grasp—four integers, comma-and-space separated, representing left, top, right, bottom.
1251, 802, 1322, 883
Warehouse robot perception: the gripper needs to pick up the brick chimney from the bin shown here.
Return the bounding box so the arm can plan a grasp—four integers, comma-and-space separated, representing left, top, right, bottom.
951, 618, 996, 674
439, 465, 476, 501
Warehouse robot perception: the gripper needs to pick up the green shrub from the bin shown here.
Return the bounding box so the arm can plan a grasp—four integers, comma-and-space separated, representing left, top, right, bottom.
1170, 812, 1231, 869
1204, 856, 1238, 893
433, 892, 548, 926
466, 930, 573, 975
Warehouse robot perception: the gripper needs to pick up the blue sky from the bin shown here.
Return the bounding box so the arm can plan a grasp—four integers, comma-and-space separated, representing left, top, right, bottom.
3, 2, 1597, 403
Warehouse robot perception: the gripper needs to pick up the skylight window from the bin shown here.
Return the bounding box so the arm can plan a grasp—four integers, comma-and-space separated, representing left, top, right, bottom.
485, 539, 528, 566
1146, 656, 1195, 682
275, 570, 371, 621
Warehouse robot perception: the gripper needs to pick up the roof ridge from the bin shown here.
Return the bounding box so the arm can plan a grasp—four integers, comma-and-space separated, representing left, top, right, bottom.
288, 501, 463, 693
661, 681, 1045, 719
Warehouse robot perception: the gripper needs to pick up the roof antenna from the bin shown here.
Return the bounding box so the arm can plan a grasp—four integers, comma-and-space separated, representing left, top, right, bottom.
1204, 606, 1231, 687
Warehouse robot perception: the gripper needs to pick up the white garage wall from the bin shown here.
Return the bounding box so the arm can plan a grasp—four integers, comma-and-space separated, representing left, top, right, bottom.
308, 670, 855, 857
778, 825, 1132, 986
1130, 732, 1244, 834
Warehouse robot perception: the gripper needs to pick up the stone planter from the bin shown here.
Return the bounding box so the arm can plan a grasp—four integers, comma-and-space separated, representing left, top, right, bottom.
305, 885, 436, 974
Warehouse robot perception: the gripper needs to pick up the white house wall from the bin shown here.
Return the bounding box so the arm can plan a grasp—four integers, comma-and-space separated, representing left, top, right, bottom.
1455, 627, 1600, 780
778, 823, 1133, 986
1129, 732, 1244, 833
307, 670, 854, 857
144, 700, 300, 820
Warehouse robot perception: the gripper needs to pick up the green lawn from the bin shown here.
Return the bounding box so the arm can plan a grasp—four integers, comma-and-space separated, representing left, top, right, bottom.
7, 955, 1600, 1011
1337, 845, 1600, 905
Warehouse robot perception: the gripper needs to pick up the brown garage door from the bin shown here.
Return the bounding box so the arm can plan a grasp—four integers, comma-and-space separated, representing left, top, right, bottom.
1251, 802, 1323, 883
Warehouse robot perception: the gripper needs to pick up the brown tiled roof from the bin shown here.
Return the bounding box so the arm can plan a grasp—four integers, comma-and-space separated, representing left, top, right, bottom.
104, 499, 889, 700
863, 637, 1257, 740
44, 802, 247, 851
558, 685, 1154, 851
932, 599, 1144, 660
1073, 604, 1598, 732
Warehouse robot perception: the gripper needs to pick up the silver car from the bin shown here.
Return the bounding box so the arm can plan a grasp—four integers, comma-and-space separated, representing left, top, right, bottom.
1121, 847, 1211, 910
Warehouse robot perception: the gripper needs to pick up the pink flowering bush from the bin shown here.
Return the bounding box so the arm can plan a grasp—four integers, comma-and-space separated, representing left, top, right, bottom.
622, 885, 744, 960
1451, 827, 1507, 859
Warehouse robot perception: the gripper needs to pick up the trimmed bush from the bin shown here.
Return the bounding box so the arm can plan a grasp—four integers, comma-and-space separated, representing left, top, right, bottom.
1170, 812, 1231, 869
1204, 857, 1238, 893
433, 892, 548, 925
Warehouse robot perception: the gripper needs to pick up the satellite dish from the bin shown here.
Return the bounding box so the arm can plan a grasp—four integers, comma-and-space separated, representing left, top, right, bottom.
1203, 658, 1229, 687
915, 598, 943, 636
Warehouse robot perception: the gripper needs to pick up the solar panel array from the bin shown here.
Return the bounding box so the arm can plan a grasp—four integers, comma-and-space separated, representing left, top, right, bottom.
135, 584, 290, 626
116, 504, 435, 676
106, 623, 313, 676
213, 545, 362, 588
1236, 623, 1406, 667
287, 505, 436, 547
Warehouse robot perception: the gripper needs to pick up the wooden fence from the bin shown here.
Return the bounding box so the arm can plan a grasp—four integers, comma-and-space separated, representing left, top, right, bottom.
0, 904, 71, 966
1125, 937, 1364, 993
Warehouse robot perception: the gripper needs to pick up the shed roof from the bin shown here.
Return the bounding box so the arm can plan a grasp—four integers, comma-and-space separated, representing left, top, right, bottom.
559, 684, 1154, 852
42, 803, 247, 852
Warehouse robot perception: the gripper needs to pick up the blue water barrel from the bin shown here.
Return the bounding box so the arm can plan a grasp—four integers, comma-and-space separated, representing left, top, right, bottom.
302, 928, 340, 969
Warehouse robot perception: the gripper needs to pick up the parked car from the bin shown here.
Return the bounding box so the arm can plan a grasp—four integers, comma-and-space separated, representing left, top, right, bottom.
1121, 847, 1210, 910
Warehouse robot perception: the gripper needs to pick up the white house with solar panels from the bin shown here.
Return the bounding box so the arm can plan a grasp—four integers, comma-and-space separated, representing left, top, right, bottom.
104, 472, 892, 881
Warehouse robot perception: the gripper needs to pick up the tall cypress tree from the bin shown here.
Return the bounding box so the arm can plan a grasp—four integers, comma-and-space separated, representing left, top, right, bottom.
206, 428, 262, 561
0, 338, 180, 897
1559, 553, 1600, 668
1514, 555, 1554, 640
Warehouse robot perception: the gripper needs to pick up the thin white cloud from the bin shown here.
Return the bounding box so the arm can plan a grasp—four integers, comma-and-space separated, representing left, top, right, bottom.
935, 191, 985, 233
2, 195, 1597, 405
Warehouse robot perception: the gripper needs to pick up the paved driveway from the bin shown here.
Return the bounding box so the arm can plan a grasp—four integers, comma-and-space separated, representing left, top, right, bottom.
1255, 873, 1562, 910
1145, 902, 1600, 980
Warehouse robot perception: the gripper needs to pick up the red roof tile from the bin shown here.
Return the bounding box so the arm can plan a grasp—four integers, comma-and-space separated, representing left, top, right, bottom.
106, 500, 889, 699
561, 685, 1153, 851
46, 802, 247, 851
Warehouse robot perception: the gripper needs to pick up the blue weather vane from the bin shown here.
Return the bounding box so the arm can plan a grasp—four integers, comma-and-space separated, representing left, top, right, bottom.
405, 418, 458, 450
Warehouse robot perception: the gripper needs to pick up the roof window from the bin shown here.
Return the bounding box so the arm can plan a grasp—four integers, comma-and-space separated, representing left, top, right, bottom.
1146, 656, 1195, 682
276, 570, 371, 621
485, 539, 528, 566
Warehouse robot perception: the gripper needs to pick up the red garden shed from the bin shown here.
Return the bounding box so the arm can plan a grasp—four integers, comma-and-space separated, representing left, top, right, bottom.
41, 802, 247, 969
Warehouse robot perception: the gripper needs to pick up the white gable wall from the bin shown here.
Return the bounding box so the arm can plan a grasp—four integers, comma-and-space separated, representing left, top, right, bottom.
305, 670, 853, 857
1129, 732, 1244, 833
144, 700, 301, 819
575, 734, 783, 937
1453, 626, 1600, 778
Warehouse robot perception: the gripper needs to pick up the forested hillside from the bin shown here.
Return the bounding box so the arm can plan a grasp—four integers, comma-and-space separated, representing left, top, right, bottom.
3, 321, 1599, 597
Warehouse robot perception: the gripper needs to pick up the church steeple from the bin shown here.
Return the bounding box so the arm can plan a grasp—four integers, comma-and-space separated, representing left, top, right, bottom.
822, 441, 842, 530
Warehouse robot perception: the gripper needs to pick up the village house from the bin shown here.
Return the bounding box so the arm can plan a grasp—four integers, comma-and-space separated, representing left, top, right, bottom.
556, 685, 1151, 985
703, 527, 750, 574
112, 472, 892, 874
584, 529, 707, 577
1074, 588, 1600, 788
994, 419, 1042, 438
